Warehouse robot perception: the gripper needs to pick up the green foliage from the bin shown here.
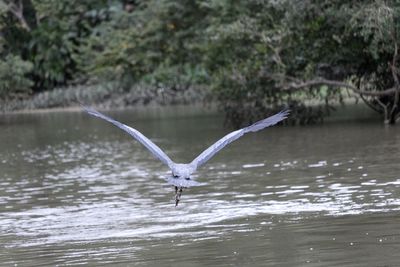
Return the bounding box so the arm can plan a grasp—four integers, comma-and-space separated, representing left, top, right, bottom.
31, 0, 111, 90
1, 0, 400, 124
28, 21, 77, 89
201, 0, 328, 125
79, 0, 209, 89
0, 54, 33, 97
350, 0, 398, 59
0, 0, 110, 93
201, 0, 400, 125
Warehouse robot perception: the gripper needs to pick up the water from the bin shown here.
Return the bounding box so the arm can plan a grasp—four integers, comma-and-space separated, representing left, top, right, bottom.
1, 106, 400, 266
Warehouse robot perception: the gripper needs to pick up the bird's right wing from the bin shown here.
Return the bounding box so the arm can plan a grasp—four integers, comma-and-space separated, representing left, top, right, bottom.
190, 110, 289, 169
83, 106, 175, 168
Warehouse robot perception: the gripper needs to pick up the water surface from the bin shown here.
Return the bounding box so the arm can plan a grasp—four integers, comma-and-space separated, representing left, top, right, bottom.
1, 106, 400, 266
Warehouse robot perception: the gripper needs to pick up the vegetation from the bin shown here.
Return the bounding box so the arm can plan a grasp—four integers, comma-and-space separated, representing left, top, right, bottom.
1, 0, 399, 125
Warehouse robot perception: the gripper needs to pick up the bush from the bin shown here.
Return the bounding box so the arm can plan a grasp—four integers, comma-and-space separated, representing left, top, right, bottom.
0, 54, 33, 98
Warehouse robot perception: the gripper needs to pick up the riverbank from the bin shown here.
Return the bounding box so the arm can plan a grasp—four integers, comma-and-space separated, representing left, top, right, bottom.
0, 83, 383, 125
0, 83, 212, 114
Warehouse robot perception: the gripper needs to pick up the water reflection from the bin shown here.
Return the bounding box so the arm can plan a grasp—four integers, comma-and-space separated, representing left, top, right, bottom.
1, 107, 400, 266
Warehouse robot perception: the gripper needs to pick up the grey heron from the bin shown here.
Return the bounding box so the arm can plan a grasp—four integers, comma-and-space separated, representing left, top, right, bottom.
83, 106, 289, 206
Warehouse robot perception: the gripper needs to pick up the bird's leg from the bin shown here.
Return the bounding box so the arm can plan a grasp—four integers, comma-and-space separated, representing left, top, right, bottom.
175, 187, 183, 207
174, 186, 179, 206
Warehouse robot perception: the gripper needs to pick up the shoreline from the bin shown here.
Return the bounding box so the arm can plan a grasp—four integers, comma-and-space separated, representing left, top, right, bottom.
0, 83, 212, 115
3, 106, 83, 114
1, 102, 218, 116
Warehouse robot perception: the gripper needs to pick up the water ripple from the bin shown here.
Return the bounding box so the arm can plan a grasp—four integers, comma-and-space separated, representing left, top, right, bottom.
1, 110, 400, 266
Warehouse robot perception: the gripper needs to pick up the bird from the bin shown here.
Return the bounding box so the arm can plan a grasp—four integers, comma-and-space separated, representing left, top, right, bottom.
83, 106, 289, 206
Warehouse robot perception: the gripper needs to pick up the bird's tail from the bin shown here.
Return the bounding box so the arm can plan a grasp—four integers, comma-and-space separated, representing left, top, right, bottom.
165, 176, 205, 187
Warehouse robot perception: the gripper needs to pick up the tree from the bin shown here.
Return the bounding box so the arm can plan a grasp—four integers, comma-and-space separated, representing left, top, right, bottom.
79, 0, 209, 90
0, 0, 109, 92
1, 0, 399, 126
0, 54, 33, 98
203, 0, 400, 125
280, 0, 400, 124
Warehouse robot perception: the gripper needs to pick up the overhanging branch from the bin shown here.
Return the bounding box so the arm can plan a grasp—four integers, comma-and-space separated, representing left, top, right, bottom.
283, 78, 396, 97
7, 0, 31, 32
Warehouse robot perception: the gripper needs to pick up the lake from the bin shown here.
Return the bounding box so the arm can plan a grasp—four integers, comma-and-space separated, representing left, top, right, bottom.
1, 106, 400, 266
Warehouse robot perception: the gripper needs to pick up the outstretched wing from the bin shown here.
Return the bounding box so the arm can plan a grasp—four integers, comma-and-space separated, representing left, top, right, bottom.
83, 106, 174, 168
190, 110, 289, 169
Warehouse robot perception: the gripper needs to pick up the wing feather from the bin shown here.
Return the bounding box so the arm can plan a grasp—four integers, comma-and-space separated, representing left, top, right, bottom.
83, 106, 174, 168
190, 110, 289, 169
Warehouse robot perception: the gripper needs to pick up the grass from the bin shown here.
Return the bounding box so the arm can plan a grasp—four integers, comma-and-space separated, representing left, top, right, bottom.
0, 83, 212, 113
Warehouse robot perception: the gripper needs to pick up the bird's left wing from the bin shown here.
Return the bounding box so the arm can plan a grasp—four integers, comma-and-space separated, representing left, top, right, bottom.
190, 110, 289, 169
83, 106, 175, 168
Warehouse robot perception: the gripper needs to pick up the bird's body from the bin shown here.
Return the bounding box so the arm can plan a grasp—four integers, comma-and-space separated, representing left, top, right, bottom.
171, 163, 195, 179
83, 106, 289, 206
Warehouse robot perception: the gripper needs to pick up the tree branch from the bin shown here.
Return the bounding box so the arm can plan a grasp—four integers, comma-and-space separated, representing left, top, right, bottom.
360, 92, 381, 113
283, 78, 396, 97
389, 41, 399, 122
376, 98, 390, 124
7, 0, 31, 32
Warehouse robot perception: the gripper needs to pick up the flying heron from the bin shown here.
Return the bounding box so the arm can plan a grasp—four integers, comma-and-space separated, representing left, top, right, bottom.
83, 106, 289, 206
